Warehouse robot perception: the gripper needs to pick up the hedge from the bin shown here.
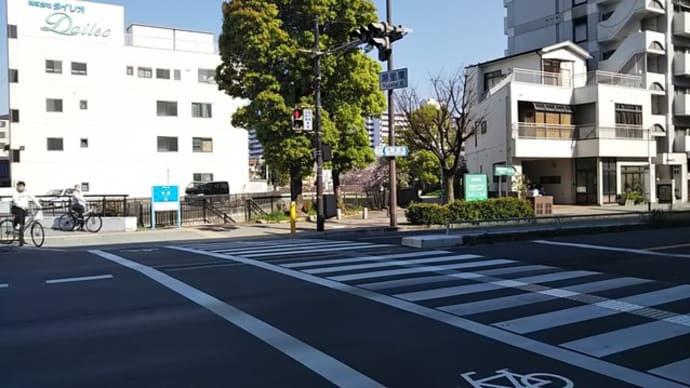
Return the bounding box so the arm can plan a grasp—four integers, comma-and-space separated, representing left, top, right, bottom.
406, 197, 535, 225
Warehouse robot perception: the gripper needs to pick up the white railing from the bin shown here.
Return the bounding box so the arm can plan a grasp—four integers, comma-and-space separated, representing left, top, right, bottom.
577, 70, 644, 88
125, 33, 219, 54
512, 68, 571, 88
517, 123, 648, 140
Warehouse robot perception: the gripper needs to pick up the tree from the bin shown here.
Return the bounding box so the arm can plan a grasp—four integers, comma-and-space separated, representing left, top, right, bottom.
397, 71, 480, 202
217, 1, 385, 206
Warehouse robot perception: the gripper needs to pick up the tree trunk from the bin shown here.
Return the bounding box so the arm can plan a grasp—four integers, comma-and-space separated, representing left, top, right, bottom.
332, 169, 344, 211
443, 169, 455, 203
290, 170, 304, 212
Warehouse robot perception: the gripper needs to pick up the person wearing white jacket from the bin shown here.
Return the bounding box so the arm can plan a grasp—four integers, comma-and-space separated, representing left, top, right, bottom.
11, 181, 41, 245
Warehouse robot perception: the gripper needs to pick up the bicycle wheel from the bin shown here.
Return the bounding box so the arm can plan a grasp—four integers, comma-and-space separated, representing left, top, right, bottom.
58, 214, 77, 231
84, 214, 103, 233
30, 222, 45, 248
0, 219, 16, 245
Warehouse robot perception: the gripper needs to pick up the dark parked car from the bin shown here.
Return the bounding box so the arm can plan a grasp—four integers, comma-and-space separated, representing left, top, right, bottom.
185, 181, 229, 197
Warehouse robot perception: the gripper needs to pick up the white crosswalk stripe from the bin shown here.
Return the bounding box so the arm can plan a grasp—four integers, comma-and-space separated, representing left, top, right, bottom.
178, 238, 690, 373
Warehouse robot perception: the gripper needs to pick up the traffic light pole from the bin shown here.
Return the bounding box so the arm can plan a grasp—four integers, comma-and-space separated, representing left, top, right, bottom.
314, 17, 325, 232
387, 0, 398, 228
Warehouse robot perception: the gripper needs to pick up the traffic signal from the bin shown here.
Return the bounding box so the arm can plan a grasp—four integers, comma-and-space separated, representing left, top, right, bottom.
350, 22, 407, 62
292, 108, 304, 131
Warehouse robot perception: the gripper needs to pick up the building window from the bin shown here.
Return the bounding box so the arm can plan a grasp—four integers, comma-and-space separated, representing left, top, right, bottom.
138, 67, 153, 78
157, 136, 179, 152
126, 66, 134, 76
9, 69, 18, 83
80, 138, 89, 148
157, 101, 178, 117
483, 70, 503, 92
80, 100, 88, 110
480, 121, 487, 134
47, 138, 64, 151
192, 103, 213, 118
573, 17, 588, 43
193, 173, 214, 182
46, 60, 63, 74
156, 68, 171, 80
10, 109, 19, 123
174, 69, 181, 81
71, 62, 87, 75
8, 25, 17, 39
615, 104, 642, 126
81, 183, 90, 192
573, 0, 587, 6
198, 68, 216, 83
46, 99, 63, 113
193, 137, 213, 153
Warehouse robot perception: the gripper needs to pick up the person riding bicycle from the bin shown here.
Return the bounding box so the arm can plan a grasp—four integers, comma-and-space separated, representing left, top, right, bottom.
70, 184, 87, 228
11, 181, 42, 245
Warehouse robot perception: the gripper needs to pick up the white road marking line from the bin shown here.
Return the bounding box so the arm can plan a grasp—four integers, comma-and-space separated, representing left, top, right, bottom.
561, 321, 690, 358
89, 250, 383, 388
329, 259, 514, 283
283, 250, 451, 269
397, 270, 597, 302
168, 245, 687, 388
213, 241, 376, 255
235, 243, 383, 258
45, 274, 114, 285
305, 254, 483, 275
534, 240, 690, 259
649, 357, 690, 385
0, 284, 8, 289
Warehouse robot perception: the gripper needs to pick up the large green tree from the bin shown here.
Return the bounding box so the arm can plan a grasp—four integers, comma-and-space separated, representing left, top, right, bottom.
217, 0, 385, 204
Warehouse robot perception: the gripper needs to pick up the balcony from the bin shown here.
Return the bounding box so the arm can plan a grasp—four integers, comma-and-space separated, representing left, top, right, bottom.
675, 52, 690, 77
675, 93, 690, 116
645, 72, 666, 94
513, 123, 650, 158
598, 0, 665, 43
674, 11, 690, 38
575, 71, 644, 88
598, 31, 666, 73
512, 68, 571, 88
675, 134, 690, 153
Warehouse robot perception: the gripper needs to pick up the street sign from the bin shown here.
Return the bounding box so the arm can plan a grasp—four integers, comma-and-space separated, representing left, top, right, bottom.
375, 145, 409, 158
303, 109, 313, 131
465, 174, 488, 202
495, 165, 515, 177
151, 185, 181, 229
380, 68, 408, 91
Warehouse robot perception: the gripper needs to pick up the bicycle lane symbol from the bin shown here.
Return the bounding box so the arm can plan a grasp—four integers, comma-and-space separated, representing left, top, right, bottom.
460, 368, 574, 388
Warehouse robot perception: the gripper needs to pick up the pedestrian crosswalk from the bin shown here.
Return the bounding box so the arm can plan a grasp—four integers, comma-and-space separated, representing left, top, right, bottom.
178, 238, 690, 386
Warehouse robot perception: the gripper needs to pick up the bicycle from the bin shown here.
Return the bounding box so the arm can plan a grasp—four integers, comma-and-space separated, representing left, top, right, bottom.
0, 210, 45, 247
461, 369, 574, 388
58, 207, 103, 233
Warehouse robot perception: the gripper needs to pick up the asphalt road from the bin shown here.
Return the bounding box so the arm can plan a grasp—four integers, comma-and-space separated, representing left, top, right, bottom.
1, 227, 690, 387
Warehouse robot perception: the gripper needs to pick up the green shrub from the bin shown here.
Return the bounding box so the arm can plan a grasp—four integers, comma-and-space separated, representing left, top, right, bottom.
405, 203, 449, 225
621, 191, 644, 205
254, 211, 290, 223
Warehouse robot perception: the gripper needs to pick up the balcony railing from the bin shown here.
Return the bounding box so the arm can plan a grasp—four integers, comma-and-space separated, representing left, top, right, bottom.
517, 123, 648, 140
513, 68, 571, 88
576, 71, 644, 88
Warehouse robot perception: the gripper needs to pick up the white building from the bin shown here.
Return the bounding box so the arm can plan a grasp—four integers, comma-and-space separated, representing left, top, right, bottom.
4, 0, 249, 197
366, 112, 407, 149
465, 41, 684, 205
501, 0, 690, 204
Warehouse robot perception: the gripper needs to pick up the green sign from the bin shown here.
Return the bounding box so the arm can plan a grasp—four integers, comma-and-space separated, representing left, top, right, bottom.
495, 166, 515, 177
465, 174, 488, 202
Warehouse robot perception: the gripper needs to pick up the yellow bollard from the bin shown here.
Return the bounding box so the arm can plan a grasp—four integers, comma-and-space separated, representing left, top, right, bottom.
290, 201, 297, 235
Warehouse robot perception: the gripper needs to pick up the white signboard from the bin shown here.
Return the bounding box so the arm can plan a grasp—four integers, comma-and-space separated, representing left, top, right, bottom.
375, 146, 409, 158
303, 109, 313, 132
380, 68, 409, 91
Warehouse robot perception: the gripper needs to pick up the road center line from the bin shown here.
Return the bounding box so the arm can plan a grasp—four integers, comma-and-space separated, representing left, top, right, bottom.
168, 245, 687, 388
0, 284, 8, 289
534, 240, 690, 259
89, 250, 383, 388
45, 274, 114, 285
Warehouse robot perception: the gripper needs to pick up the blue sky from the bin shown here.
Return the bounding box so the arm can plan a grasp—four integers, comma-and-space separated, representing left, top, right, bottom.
0, 0, 506, 113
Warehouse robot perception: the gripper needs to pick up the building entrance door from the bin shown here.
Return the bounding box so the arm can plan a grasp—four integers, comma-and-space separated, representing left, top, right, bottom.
576, 158, 597, 205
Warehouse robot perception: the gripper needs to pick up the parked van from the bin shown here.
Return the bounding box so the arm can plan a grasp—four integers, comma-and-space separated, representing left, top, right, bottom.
185, 181, 229, 197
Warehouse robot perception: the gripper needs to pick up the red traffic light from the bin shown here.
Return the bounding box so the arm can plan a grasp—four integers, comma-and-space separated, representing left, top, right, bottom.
293, 109, 303, 120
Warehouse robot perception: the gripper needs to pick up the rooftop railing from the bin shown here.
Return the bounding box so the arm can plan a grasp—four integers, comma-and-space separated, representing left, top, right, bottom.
516, 123, 648, 140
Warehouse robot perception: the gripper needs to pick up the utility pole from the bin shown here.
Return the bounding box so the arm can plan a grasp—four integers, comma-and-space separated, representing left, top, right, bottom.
314, 16, 325, 232
386, 0, 397, 228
